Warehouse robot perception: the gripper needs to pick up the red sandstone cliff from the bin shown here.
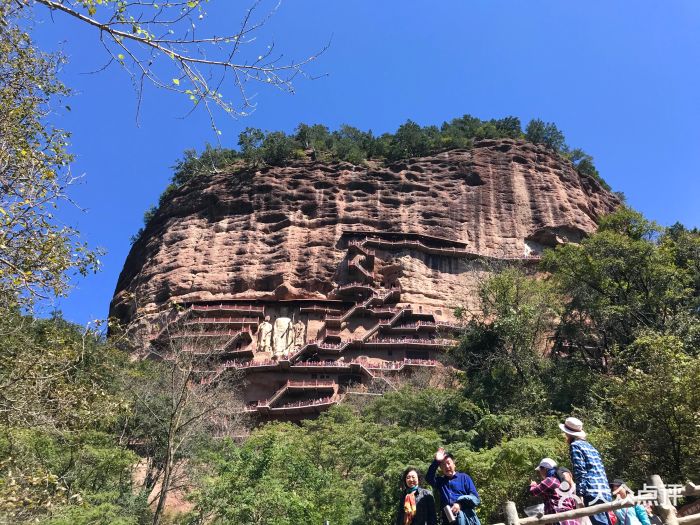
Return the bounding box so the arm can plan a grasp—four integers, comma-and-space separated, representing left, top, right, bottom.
111, 138, 619, 327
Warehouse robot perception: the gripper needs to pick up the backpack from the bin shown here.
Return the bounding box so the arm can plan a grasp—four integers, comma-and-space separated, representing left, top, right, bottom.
554, 467, 569, 483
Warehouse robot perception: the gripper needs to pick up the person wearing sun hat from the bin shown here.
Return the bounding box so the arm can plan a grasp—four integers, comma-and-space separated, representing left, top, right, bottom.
559, 417, 612, 525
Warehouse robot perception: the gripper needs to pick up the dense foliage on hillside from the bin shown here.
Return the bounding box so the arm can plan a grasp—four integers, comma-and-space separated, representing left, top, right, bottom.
2, 5, 698, 524
178, 209, 699, 525
172, 116, 602, 181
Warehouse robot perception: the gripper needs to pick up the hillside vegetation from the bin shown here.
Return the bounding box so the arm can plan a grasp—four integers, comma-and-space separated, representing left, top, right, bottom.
1, 6, 698, 524
3, 208, 700, 524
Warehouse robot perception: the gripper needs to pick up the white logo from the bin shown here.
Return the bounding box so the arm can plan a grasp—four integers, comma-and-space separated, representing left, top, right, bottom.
555, 480, 579, 512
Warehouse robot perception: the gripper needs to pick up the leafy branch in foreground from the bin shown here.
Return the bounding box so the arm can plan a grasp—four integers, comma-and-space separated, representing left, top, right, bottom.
28, 0, 328, 130
0, 1, 101, 307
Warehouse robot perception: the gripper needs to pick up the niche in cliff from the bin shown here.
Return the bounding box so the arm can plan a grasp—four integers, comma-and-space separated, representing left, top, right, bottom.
526, 225, 587, 248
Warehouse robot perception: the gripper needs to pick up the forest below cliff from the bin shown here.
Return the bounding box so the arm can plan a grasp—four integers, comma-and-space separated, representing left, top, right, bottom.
1, 3, 699, 524
3, 207, 699, 525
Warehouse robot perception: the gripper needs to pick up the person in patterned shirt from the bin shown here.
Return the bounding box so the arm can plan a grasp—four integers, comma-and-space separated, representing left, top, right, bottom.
559, 417, 612, 525
529, 457, 579, 525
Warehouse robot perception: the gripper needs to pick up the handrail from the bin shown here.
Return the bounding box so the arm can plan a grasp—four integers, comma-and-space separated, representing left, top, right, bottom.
222, 357, 438, 373
497, 477, 699, 525
362, 236, 541, 260
249, 394, 342, 412
170, 327, 252, 338
287, 379, 336, 387
360, 307, 411, 342
263, 379, 328, 407
348, 254, 374, 281
367, 337, 453, 347
342, 229, 468, 249
344, 231, 541, 261
272, 394, 340, 410
325, 288, 400, 324
190, 304, 265, 313
184, 316, 259, 325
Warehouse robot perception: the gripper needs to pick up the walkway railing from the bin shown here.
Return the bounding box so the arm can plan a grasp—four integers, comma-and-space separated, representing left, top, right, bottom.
497, 476, 699, 525
170, 327, 252, 339
184, 316, 259, 325
348, 253, 374, 281
190, 304, 265, 314
343, 230, 542, 262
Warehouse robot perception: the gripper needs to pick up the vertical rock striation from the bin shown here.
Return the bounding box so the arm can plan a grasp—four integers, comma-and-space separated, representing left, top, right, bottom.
110, 138, 619, 419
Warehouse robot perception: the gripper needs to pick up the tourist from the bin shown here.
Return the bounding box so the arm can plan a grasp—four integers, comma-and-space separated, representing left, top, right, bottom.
557, 467, 592, 525
610, 479, 651, 525
529, 457, 579, 525
426, 447, 480, 525
643, 502, 663, 525
560, 417, 612, 525
396, 467, 437, 525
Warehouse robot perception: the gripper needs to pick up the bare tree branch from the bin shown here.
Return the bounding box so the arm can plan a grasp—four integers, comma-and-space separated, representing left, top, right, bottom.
28, 0, 328, 131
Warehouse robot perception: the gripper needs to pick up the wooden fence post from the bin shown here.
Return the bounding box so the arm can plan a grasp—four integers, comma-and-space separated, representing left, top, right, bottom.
649, 475, 679, 525
504, 500, 521, 525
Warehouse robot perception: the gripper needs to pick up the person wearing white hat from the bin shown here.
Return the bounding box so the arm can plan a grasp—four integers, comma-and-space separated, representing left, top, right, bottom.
529, 458, 579, 525
559, 417, 612, 525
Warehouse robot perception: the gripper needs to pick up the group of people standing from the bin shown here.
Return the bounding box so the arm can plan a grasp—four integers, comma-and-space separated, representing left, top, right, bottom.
397, 447, 480, 525
396, 417, 659, 525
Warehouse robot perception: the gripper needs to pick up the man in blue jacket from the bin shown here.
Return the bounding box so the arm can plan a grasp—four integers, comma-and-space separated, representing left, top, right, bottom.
426, 447, 481, 525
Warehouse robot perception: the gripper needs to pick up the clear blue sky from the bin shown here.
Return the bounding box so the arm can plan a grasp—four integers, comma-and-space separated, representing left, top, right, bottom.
29, 1, 700, 325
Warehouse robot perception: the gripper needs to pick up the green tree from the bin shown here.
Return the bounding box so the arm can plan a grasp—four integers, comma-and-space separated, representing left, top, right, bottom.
171, 145, 240, 188
189, 423, 356, 525
525, 119, 566, 151
490, 116, 523, 139
295, 123, 333, 157
452, 268, 562, 412
440, 114, 483, 148
566, 148, 610, 190
0, 2, 100, 307
541, 208, 694, 370
0, 312, 142, 523
603, 332, 700, 483
474, 122, 500, 140
333, 124, 373, 164
387, 120, 435, 161
260, 131, 299, 166
364, 387, 482, 443
238, 127, 266, 167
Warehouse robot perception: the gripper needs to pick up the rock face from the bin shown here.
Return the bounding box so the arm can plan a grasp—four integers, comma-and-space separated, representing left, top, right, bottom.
111, 139, 619, 419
